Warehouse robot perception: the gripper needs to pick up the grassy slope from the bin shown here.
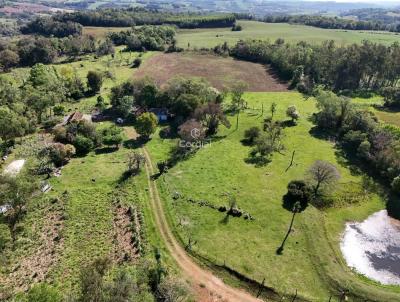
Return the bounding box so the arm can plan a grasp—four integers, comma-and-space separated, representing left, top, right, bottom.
145, 92, 399, 300
177, 20, 400, 48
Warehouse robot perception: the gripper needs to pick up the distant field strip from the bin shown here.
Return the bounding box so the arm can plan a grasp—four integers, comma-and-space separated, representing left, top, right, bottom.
177, 21, 400, 48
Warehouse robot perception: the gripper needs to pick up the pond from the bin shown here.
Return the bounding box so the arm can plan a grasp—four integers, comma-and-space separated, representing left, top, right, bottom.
340, 210, 400, 285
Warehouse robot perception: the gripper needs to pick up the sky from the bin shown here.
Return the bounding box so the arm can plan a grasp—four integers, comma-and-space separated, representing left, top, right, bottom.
303, 0, 400, 2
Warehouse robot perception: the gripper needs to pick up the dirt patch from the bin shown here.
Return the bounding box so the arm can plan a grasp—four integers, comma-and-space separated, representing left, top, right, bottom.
0, 201, 65, 298
112, 205, 141, 263
134, 52, 288, 92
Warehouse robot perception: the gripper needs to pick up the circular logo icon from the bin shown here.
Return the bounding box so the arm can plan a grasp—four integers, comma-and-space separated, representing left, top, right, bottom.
191, 128, 201, 139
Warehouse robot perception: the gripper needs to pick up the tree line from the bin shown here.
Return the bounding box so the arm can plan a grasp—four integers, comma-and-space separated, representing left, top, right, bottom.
261, 14, 398, 32
21, 17, 83, 38
108, 25, 178, 52
313, 89, 400, 218
52, 7, 236, 29
229, 39, 400, 93
0, 34, 115, 71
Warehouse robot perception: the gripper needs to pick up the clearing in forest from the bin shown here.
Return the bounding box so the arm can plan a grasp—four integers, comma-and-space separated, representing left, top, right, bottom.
134, 52, 288, 92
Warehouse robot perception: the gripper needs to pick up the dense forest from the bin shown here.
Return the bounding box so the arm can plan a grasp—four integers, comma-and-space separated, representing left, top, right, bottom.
21, 17, 83, 38
262, 14, 400, 33
52, 8, 236, 28
229, 39, 400, 92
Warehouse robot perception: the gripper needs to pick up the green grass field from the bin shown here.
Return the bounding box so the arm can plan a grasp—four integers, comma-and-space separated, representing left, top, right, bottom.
145, 92, 400, 300
177, 21, 400, 48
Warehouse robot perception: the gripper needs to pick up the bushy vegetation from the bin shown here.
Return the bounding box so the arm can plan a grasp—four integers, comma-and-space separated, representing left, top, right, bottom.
21, 17, 83, 37
109, 25, 176, 51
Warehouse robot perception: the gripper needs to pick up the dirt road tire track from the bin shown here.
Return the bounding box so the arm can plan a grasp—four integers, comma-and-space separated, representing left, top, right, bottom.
142, 147, 262, 302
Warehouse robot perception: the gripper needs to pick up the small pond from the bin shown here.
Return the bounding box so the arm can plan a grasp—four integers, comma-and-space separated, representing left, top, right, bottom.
340, 210, 400, 285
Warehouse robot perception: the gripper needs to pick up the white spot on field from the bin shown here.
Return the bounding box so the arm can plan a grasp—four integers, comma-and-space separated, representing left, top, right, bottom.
3, 159, 25, 176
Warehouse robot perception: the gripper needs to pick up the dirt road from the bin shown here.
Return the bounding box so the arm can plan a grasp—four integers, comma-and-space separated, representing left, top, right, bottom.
142, 147, 263, 302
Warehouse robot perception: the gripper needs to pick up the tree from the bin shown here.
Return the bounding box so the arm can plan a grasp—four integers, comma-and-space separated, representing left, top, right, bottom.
307, 160, 340, 195
243, 126, 261, 145
116, 96, 134, 118
0, 107, 28, 143
96, 39, 115, 57
127, 151, 145, 175
0, 175, 38, 238
74, 135, 94, 155
285, 180, 312, 210
286, 105, 300, 124
178, 119, 205, 142
136, 112, 158, 139
95, 95, 107, 111
391, 176, 400, 194
230, 81, 248, 110
87, 70, 103, 94
46, 143, 76, 167
251, 121, 284, 159
270, 102, 277, 120
0, 49, 19, 71
194, 102, 231, 136
102, 125, 124, 149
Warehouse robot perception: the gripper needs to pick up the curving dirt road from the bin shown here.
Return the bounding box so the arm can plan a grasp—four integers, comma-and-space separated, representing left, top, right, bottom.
142, 147, 263, 302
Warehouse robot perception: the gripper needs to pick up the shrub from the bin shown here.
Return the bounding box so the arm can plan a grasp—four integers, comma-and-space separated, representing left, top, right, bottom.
0, 224, 11, 251
243, 126, 260, 145
74, 135, 94, 155
136, 112, 158, 139
48, 143, 76, 166
53, 105, 66, 116
132, 57, 142, 68
286, 180, 312, 210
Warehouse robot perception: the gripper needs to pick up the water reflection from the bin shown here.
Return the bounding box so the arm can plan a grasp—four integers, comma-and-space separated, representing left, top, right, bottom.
340, 210, 400, 285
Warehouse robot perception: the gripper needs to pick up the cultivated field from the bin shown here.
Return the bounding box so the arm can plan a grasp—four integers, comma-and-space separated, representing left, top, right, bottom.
134, 52, 288, 92
177, 20, 400, 48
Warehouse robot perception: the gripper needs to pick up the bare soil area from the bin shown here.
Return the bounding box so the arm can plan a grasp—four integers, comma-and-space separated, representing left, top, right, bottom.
134, 52, 288, 92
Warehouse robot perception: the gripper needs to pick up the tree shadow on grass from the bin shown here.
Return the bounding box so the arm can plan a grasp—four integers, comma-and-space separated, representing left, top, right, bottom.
219, 213, 230, 225
95, 147, 119, 155
280, 120, 297, 128
308, 125, 336, 141
244, 155, 271, 167
123, 137, 148, 149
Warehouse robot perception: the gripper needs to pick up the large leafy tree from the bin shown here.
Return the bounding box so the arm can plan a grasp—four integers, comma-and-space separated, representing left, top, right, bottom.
136, 112, 158, 139
0, 107, 28, 143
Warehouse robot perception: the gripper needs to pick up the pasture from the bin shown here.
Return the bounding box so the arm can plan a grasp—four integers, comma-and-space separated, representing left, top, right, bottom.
177, 20, 400, 48
82, 26, 131, 39
145, 92, 400, 300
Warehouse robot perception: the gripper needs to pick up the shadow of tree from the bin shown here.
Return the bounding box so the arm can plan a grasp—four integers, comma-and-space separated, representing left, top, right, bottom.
95, 147, 119, 155
282, 193, 308, 213
244, 155, 271, 167
123, 137, 148, 149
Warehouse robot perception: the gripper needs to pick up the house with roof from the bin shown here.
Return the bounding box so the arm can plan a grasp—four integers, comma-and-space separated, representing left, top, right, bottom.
149, 108, 169, 122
